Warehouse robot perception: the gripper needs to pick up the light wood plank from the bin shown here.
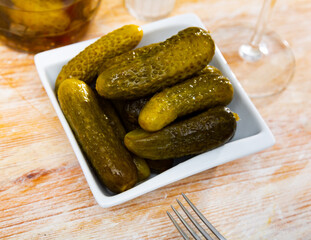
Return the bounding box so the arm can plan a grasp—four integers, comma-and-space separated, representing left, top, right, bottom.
1, 0, 310, 239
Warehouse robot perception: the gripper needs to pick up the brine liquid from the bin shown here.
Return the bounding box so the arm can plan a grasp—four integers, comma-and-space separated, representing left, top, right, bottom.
0, 0, 101, 52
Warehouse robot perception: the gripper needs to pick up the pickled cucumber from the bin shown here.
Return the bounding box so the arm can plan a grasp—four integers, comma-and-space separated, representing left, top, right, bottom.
112, 97, 149, 126
96, 27, 215, 99
197, 65, 222, 75
99, 98, 150, 181
122, 65, 225, 128
125, 106, 237, 160
55, 24, 143, 92
124, 97, 149, 124
139, 70, 234, 131
99, 98, 126, 141
98, 43, 158, 75
58, 79, 137, 193
12, 0, 63, 11
8, 0, 70, 36
133, 157, 150, 181
112, 100, 141, 131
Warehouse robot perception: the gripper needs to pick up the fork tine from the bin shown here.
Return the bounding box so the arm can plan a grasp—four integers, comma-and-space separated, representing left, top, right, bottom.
167, 211, 190, 240
177, 199, 213, 240
171, 205, 202, 240
182, 193, 227, 240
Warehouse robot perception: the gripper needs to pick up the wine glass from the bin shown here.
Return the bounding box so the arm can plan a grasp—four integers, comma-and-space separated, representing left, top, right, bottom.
212, 0, 295, 98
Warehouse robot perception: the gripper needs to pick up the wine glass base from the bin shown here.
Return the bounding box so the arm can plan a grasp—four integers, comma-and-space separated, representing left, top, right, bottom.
211, 25, 295, 98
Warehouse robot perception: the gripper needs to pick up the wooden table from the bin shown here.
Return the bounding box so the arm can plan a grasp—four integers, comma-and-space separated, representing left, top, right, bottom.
1, 0, 310, 239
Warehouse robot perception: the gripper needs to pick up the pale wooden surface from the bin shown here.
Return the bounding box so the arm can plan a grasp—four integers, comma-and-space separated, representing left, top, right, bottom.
1, 0, 311, 239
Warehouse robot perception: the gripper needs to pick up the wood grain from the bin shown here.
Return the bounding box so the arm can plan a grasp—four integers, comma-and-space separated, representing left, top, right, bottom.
1, 0, 311, 239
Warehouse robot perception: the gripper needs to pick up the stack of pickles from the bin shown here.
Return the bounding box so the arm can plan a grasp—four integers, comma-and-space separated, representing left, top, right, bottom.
56, 25, 238, 193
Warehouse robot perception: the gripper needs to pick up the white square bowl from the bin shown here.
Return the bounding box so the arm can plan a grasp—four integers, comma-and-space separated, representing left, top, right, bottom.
35, 13, 275, 208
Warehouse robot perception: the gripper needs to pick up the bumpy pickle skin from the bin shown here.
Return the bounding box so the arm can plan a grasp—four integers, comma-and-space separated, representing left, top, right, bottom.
123, 66, 222, 126
58, 79, 137, 193
96, 27, 215, 100
98, 43, 158, 75
99, 98, 150, 181
125, 106, 237, 160
109, 66, 222, 127
55, 24, 143, 92
139, 68, 234, 131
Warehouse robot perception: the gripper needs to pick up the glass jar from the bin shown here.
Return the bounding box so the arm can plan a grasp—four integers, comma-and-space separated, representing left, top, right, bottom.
0, 0, 101, 52
125, 0, 175, 21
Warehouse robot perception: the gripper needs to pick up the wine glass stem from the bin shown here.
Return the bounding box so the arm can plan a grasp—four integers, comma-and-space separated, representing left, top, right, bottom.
250, 0, 277, 47
239, 0, 277, 61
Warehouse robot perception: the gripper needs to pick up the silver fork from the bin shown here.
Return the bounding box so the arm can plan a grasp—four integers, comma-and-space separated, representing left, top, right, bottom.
167, 193, 227, 240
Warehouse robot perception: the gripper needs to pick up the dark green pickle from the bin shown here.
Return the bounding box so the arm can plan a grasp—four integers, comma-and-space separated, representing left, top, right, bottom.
99, 98, 126, 141
116, 65, 223, 127
107, 65, 225, 129
139, 68, 233, 131
55, 24, 143, 92
112, 97, 149, 126
98, 43, 159, 75
58, 79, 138, 193
99, 98, 150, 181
133, 157, 151, 181
96, 27, 215, 99
124, 97, 150, 124
112, 100, 141, 131
125, 106, 237, 160
116, 99, 175, 172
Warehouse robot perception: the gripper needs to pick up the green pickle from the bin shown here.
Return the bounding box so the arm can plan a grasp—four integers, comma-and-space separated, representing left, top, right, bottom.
55, 24, 143, 92
197, 65, 222, 75
123, 66, 225, 128
8, 0, 70, 36
124, 97, 149, 124
133, 157, 151, 181
139, 67, 234, 131
98, 43, 158, 75
96, 27, 215, 99
58, 79, 137, 193
112, 100, 141, 131
99, 98, 126, 141
125, 106, 237, 160
112, 97, 149, 126
99, 98, 150, 181
11, 0, 63, 11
